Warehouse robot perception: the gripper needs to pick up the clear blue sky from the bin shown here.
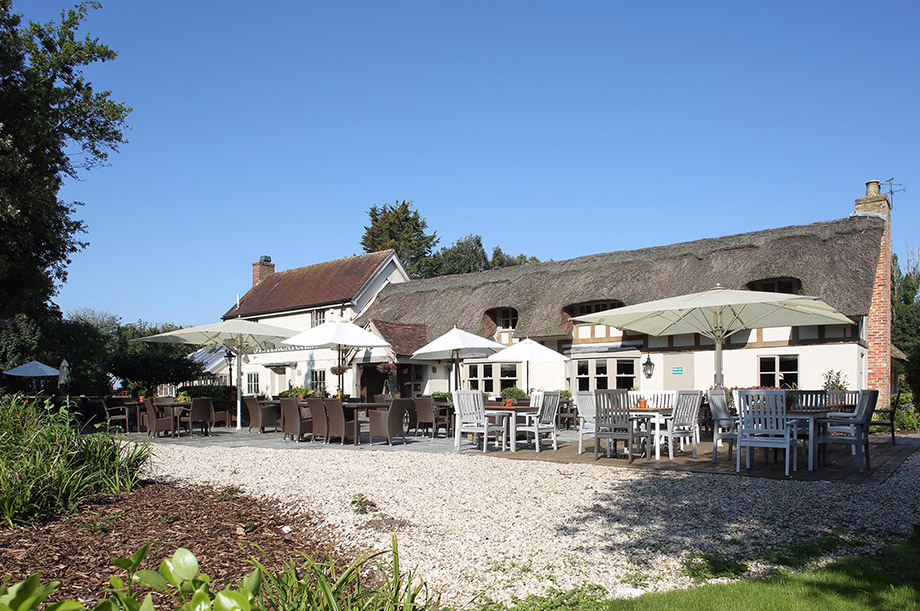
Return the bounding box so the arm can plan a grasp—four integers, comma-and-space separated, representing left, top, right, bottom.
22, 0, 920, 326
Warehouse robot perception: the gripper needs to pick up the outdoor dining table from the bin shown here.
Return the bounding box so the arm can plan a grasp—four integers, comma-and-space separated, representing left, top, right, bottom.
159, 401, 192, 435
787, 408, 830, 471
343, 401, 389, 445
484, 404, 538, 452
122, 400, 142, 432
629, 406, 672, 460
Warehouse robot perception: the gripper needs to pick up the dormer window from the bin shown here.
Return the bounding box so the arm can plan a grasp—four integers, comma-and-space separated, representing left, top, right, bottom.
497, 308, 517, 330
747, 278, 802, 295
564, 300, 624, 320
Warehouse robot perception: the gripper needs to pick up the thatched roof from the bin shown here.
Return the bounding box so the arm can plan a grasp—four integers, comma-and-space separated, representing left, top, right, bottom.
358, 215, 884, 339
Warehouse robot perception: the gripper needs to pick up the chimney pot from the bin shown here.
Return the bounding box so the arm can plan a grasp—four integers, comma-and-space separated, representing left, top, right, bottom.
866, 180, 881, 197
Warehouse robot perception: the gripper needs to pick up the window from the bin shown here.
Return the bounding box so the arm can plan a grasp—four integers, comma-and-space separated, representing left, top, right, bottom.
467, 363, 495, 393
759, 355, 799, 388
246, 372, 260, 395
576, 360, 590, 391
309, 370, 325, 391
595, 360, 608, 390
615, 359, 635, 389
497, 308, 517, 329
311, 310, 325, 327
500, 363, 518, 390
747, 278, 802, 295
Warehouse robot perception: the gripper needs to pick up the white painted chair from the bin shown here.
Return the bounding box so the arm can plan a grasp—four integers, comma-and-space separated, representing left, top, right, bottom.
518, 391, 560, 452
736, 389, 799, 476
594, 389, 648, 462
529, 390, 544, 408
661, 390, 702, 459
452, 390, 506, 453
575, 390, 597, 454
817, 390, 879, 472
707, 389, 737, 463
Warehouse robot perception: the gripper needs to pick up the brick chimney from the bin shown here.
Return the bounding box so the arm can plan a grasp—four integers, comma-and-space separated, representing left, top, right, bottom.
855, 180, 892, 406
252, 255, 275, 286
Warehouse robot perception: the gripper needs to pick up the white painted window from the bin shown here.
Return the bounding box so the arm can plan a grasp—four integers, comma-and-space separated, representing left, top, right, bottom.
759, 355, 799, 388
467, 363, 496, 394
246, 372, 260, 395
311, 310, 325, 327
309, 370, 325, 391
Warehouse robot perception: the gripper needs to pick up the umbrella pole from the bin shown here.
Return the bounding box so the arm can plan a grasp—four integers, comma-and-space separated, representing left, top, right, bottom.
236, 350, 243, 429
455, 350, 461, 390
714, 339, 724, 388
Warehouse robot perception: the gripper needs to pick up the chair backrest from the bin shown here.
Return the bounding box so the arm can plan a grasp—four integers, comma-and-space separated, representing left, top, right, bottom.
280, 397, 300, 425
373, 394, 392, 403
627, 390, 677, 409
414, 396, 435, 422
453, 390, 485, 425
827, 389, 860, 409
575, 391, 596, 421
325, 398, 344, 430
786, 390, 827, 411
529, 391, 544, 408
244, 396, 261, 426
144, 397, 158, 417
391, 398, 413, 422
307, 398, 326, 433
707, 389, 732, 421
737, 389, 787, 434
672, 390, 702, 428
852, 389, 880, 425
189, 397, 212, 422
595, 389, 629, 428
537, 391, 560, 425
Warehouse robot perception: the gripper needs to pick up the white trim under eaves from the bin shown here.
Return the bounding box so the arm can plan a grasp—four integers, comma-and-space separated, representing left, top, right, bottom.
352, 252, 410, 319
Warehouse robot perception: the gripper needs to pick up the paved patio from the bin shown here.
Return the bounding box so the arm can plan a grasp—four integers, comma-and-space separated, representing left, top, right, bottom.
131, 423, 919, 485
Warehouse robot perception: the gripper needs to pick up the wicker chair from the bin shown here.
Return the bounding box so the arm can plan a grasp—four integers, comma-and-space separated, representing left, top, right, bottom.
180, 397, 214, 437
369, 398, 409, 445
307, 398, 327, 442
245, 396, 278, 433
324, 398, 357, 444
281, 397, 311, 442
413, 396, 450, 438
144, 397, 174, 438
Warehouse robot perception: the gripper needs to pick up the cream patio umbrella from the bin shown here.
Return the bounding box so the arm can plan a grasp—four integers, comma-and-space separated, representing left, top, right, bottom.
411, 327, 505, 391
136, 319, 298, 428
487, 338, 568, 393
280, 320, 391, 397
573, 286, 853, 387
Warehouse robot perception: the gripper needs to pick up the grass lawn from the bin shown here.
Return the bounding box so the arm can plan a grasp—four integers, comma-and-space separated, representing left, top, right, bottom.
477, 539, 920, 611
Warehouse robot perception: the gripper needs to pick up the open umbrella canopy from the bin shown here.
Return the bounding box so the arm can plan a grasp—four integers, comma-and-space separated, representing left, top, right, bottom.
135, 319, 298, 428
488, 338, 568, 392
3, 360, 59, 377
573, 286, 853, 386
137, 319, 297, 352
412, 327, 505, 390
281, 320, 391, 349
411, 327, 504, 361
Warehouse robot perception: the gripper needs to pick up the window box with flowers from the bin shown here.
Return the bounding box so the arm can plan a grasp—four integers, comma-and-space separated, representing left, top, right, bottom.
330, 365, 349, 376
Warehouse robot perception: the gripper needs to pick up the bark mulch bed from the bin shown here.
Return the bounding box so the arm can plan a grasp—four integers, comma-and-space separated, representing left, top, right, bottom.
0, 481, 339, 604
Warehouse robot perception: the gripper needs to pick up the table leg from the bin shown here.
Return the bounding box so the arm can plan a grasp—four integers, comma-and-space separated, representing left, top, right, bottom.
655, 416, 662, 460
808, 416, 816, 471
510, 414, 517, 452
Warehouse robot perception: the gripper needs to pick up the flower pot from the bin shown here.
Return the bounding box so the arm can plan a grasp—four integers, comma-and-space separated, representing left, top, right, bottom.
638, 399, 647, 409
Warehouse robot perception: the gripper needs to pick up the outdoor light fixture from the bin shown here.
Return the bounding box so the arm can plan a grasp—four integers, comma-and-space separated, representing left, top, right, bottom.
642, 355, 655, 379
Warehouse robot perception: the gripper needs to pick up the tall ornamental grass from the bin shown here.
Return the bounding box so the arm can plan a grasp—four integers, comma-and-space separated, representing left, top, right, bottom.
0, 394, 150, 527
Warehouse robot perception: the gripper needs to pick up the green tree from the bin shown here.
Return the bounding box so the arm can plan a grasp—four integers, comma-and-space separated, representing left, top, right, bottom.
360, 201, 439, 278
429, 234, 490, 276
109, 322, 204, 396
490, 245, 541, 269
892, 250, 920, 398
0, 1, 130, 316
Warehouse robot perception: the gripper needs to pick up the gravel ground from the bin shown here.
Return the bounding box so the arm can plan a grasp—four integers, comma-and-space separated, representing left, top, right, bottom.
148, 444, 920, 605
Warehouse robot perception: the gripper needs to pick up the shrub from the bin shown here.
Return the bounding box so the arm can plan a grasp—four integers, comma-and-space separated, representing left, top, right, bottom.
0, 395, 150, 527
431, 392, 451, 401
500, 387, 527, 400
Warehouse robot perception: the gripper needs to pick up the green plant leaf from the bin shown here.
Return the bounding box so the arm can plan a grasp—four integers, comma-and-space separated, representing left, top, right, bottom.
241, 569, 260, 596
171, 549, 199, 582
128, 544, 151, 572
133, 571, 168, 592
158, 559, 179, 587
46, 601, 85, 611
111, 558, 133, 572
214, 589, 249, 611
183, 589, 211, 611
108, 576, 124, 591
138, 594, 155, 611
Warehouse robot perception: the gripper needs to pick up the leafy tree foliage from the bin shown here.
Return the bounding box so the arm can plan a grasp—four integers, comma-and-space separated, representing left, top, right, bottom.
0, 1, 130, 316
428, 234, 490, 276
892, 251, 920, 398
109, 321, 204, 396
361, 200, 439, 278
489, 245, 541, 269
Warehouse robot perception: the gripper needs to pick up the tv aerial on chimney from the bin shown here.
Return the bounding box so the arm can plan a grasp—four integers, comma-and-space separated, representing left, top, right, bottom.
884, 177, 905, 206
